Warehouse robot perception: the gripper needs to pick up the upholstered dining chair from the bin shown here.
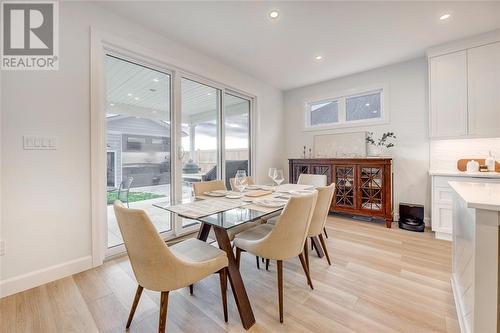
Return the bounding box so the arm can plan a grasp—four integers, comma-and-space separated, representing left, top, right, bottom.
303, 184, 335, 273
113, 201, 229, 333
233, 192, 318, 323
297, 174, 329, 238
229, 176, 255, 191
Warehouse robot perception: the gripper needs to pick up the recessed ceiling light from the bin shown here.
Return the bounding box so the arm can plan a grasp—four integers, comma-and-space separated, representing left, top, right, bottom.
109, 103, 115, 107
127, 93, 133, 97
365, 103, 370, 107
268, 10, 279, 19
152, 78, 159, 82
315, 55, 324, 61
207, 92, 212, 96
134, 97, 140, 101
440, 14, 451, 20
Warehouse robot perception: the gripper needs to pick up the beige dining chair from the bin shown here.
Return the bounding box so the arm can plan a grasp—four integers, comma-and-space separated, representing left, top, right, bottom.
113, 201, 229, 333
297, 174, 329, 238
229, 176, 255, 191
233, 192, 318, 323
297, 173, 327, 187
304, 184, 335, 273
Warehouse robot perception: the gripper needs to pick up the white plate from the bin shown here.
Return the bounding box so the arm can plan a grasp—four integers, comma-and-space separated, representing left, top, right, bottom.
253, 198, 287, 208
225, 194, 243, 199
246, 185, 261, 190
203, 191, 227, 197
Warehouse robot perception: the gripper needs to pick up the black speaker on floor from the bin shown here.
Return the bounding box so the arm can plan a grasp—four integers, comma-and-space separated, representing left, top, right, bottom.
399, 203, 425, 232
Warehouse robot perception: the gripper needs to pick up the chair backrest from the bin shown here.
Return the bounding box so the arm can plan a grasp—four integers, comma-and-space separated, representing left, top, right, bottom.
118, 177, 134, 202
229, 176, 255, 191
261, 192, 318, 260
113, 201, 183, 291
192, 180, 227, 197
297, 174, 327, 187
308, 184, 335, 237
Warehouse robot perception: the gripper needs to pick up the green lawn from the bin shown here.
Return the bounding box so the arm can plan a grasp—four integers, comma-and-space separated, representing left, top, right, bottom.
107, 191, 165, 205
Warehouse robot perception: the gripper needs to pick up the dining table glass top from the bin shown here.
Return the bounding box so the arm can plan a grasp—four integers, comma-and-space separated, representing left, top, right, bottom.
197, 206, 280, 229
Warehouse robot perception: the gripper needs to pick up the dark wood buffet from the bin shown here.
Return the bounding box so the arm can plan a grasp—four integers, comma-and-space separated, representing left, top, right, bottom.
289, 158, 393, 228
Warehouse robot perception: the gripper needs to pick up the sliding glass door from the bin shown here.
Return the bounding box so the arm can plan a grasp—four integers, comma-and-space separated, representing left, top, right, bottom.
224, 93, 251, 189
105, 55, 173, 249
101, 52, 254, 251
177, 78, 221, 229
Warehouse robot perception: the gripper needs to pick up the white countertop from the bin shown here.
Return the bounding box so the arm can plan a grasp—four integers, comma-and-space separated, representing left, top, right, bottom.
449, 181, 500, 211
429, 170, 500, 178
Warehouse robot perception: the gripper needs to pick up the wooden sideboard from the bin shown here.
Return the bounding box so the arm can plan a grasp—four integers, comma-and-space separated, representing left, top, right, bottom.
289, 158, 393, 227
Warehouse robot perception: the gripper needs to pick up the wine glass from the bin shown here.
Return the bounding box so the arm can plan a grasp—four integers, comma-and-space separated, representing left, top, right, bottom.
268, 168, 277, 185
235, 170, 248, 193
273, 169, 285, 186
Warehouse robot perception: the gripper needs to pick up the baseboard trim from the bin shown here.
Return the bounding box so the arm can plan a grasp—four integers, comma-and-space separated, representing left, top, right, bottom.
0, 255, 92, 298
451, 275, 467, 333
435, 231, 452, 241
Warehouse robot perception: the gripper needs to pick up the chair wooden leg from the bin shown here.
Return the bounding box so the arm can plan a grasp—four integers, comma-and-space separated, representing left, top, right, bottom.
318, 234, 331, 266
256, 256, 260, 269
304, 238, 310, 271
298, 253, 314, 290
158, 291, 169, 333
126, 285, 143, 328
277, 260, 284, 323
219, 268, 228, 322
189, 284, 194, 295
265, 259, 270, 271
323, 227, 329, 238
235, 247, 242, 269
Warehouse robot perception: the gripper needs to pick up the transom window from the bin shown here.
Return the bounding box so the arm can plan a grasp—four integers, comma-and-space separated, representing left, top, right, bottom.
305, 89, 384, 129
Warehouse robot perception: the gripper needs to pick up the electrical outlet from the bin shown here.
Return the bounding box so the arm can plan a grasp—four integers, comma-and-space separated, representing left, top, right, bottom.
0, 240, 5, 256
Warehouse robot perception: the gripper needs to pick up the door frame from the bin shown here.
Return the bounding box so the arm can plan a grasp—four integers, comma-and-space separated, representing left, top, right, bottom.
91, 29, 256, 266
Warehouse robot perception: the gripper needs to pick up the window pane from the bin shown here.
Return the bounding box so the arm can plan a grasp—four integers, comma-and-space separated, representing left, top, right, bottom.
181, 78, 220, 227
225, 93, 250, 189
105, 55, 172, 248
346, 91, 381, 121
310, 100, 339, 126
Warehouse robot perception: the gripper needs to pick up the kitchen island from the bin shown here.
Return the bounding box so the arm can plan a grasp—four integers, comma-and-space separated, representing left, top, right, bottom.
450, 181, 500, 333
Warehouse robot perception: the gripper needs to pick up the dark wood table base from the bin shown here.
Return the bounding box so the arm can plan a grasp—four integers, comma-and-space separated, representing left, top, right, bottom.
197, 223, 256, 330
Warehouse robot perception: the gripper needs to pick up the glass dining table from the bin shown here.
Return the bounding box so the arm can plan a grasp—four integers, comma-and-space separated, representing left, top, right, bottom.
153, 197, 283, 330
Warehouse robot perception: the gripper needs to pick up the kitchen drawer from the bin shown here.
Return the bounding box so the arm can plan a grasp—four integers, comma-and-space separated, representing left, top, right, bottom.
433, 186, 453, 205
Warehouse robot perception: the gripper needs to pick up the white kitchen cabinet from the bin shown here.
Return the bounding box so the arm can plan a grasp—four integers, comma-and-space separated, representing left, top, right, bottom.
429, 51, 468, 138
431, 174, 500, 241
427, 30, 500, 139
467, 41, 500, 137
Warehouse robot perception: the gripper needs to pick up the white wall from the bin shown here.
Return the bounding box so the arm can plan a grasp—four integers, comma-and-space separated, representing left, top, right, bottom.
0, 1, 284, 296
283, 58, 430, 221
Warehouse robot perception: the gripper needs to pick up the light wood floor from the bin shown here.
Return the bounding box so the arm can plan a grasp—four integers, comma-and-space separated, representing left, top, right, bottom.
0, 216, 459, 333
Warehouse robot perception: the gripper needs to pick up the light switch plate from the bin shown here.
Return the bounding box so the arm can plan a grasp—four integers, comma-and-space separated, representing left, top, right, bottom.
23, 136, 57, 150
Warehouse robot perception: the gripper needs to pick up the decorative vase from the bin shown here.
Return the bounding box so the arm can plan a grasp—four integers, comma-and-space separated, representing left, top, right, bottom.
368, 145, 382, 157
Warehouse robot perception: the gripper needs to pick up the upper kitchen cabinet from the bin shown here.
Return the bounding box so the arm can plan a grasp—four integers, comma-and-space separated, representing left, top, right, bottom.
468, 42, 500, 137
427, 30, 500, 139
429, 51, 468, 138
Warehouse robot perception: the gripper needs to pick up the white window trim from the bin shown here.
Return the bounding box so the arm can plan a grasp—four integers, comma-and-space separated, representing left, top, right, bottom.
303, 84, 389, 132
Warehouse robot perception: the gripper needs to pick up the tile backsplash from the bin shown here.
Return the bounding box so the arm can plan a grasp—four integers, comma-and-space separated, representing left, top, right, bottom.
430, 138, 500, 171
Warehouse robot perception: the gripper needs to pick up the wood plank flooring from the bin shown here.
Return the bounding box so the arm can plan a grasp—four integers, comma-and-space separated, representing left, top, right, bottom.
0, 216, 459, 333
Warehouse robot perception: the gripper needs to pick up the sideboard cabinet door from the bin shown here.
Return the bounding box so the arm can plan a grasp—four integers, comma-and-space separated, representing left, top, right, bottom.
333, 165, 356, 211
357, 166, 385, 213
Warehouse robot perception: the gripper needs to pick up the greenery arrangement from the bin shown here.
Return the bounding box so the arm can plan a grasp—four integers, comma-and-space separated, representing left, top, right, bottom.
107, 191, 165, 205
366, 132, 396, 148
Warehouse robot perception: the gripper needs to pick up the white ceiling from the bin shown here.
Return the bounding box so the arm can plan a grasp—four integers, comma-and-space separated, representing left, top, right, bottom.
98, 1, 500, 90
